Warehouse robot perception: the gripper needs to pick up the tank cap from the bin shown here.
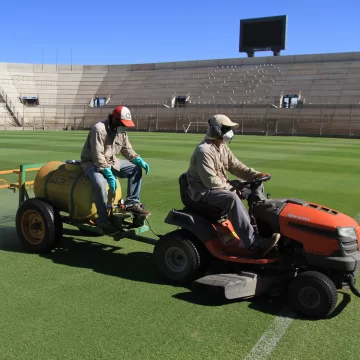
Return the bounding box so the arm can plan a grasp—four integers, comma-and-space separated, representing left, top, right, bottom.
65, 160, 81, 165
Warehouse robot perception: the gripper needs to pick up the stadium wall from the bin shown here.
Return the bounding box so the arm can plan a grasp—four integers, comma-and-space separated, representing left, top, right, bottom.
1, 52, 360, 137
1, 103, 359, 138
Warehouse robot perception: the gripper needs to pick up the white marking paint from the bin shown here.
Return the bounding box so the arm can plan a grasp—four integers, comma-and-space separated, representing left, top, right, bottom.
244, 308, 294, 360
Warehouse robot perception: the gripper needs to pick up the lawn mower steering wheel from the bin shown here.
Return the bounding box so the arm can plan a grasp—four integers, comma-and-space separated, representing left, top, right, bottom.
241, 175, 271, 186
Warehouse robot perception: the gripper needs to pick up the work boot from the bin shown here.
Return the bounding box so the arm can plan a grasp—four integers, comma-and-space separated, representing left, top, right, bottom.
98, 221, 120, 236
125, 202, 151, 217
251, 233, 281, 257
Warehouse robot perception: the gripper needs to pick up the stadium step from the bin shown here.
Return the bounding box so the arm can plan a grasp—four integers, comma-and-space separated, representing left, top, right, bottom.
0, 86, 22, 127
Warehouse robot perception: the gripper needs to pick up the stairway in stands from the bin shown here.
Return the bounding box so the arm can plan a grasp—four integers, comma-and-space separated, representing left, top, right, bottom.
0, 86, 22, 126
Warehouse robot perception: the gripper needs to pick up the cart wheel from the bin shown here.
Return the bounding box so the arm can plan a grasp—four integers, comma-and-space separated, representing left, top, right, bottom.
153, 230, 207, 284
288, 271, 338, 319
16, 198, 63, 253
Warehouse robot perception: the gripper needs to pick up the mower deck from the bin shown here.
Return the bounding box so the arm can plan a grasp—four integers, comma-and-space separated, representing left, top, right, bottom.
193, 271, 287, 300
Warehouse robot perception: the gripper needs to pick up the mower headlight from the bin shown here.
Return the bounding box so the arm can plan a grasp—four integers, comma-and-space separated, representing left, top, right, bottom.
337, 227, 358, 240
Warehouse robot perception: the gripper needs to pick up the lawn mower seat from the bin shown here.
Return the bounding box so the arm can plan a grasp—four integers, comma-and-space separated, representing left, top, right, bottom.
179, 173, 226, 221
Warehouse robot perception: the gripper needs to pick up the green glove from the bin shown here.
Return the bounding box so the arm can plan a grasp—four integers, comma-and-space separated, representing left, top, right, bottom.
132, 157, 150, 175
102, 168, 118, 193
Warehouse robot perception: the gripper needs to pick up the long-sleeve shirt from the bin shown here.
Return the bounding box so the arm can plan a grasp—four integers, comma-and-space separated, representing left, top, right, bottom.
80, 119, 138, 172
186, 139, 259, 201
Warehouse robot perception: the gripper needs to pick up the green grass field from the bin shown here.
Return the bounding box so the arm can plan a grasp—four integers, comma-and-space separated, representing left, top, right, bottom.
0, 131, 360, 360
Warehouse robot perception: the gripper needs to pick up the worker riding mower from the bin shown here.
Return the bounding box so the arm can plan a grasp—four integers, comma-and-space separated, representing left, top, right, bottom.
14, 161, 150, 253
153, 173, 360, 318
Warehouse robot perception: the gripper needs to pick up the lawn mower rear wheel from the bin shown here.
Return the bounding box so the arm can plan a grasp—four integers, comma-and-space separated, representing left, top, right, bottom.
153, 230, 207, 284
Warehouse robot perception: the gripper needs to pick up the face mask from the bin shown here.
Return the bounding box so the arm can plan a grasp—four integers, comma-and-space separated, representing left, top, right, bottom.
223, 130, 234, 143
117, 126, 126, 134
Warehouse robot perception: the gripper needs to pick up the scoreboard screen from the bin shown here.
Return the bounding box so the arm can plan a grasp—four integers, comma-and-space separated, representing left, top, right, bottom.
239, 15, 287, 54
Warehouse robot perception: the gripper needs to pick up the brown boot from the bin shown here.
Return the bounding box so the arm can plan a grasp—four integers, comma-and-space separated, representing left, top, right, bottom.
125, 202, 151, 217
252, 233, 281, 257
98, 221, 120, 236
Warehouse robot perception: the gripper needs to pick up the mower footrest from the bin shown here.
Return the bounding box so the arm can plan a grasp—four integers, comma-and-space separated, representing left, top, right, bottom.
193, 272, 259, 299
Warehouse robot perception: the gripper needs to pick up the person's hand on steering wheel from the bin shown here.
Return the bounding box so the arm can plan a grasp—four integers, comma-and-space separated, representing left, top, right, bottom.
255, 172, 271, 181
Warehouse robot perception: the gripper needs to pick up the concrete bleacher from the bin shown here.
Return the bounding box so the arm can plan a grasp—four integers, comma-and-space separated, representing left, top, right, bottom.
0, 51, 359, 134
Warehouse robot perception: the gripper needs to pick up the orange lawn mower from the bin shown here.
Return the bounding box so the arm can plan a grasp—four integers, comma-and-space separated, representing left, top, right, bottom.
2, 163, 360, 318
153, 174, 360, 319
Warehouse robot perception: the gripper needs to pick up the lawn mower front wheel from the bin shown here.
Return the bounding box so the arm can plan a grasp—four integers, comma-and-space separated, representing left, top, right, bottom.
16, 198, 63, 253
153, 230, 207, 284
288, 271, 338, 319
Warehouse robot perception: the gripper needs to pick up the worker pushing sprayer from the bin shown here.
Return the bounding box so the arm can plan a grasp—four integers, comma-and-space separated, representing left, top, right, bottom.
80, 105, 150, 235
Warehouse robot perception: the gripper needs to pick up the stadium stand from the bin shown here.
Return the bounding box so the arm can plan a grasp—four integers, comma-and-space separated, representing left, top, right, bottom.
0, 98, 12, 126
0, 52, 360, 136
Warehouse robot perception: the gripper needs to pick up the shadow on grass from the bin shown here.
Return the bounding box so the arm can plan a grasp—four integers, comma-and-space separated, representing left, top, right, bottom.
0, 225, 353, 319
173, 289, 290, 313
0, 215, 17, 241
0, 224, 19, 248
0, 227, 171, 286
173, 288, 234, 307
174, 286, 352, 320
0, 226, 17, 238
45, 237, 166, 285
250, 290, 351, 320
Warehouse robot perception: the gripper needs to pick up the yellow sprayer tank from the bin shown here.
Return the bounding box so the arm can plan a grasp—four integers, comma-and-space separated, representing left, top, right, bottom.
33, 161, 122, 221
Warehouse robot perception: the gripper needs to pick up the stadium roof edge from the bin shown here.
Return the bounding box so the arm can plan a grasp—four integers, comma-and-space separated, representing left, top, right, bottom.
1, 51, 360, 71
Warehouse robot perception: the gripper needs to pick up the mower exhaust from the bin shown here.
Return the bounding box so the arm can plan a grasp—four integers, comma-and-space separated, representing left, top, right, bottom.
347, 274, 360, 298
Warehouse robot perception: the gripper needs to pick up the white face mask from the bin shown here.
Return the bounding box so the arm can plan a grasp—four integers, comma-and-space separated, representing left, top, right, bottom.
117, 126, 126, 134
223, 130, 234, 143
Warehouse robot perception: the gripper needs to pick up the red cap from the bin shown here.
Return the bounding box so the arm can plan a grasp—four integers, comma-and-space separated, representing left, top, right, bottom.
112, 106, 135, 127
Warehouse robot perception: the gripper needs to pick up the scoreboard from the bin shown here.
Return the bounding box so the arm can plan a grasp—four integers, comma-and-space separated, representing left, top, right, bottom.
239, 15, 288, 57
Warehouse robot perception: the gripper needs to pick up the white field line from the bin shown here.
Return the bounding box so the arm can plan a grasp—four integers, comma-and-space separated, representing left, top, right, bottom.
243, 307, 295, 360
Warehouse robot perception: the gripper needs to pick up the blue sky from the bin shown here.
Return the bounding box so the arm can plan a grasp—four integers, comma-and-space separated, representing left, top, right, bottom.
2, 0, 359, 65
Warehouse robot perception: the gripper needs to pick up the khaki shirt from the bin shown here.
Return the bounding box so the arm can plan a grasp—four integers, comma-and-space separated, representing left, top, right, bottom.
186, 139, 259, 201
81, 120, 138, 172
